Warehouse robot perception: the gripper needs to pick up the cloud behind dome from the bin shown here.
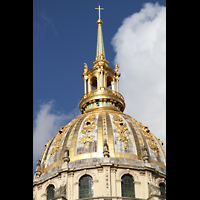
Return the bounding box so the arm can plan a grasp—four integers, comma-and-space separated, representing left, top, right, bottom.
111, 2, 166, 148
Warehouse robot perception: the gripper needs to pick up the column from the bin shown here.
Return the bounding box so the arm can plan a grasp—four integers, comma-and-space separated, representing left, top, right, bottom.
97, 72, 100, 90
88, 78, 92, 93
116, 77, 119, 93
104, 72, 107, 89
100, 71, 103, 88
111, 79, 115, 92
84, 77, 87, 94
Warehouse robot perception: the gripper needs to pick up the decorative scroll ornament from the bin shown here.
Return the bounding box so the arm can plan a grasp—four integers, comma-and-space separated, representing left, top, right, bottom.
112, 114, 130, 149
79, 115, 96, 148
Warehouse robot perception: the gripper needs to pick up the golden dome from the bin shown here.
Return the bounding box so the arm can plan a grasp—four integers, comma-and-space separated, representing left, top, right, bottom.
36, 5, 165, 177
39, 109, 166, 174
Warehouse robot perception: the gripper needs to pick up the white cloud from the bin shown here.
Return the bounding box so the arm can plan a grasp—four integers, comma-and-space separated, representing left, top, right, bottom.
33, 100, 79, 164
111, 2, 166, 148
39, 10, 58, 35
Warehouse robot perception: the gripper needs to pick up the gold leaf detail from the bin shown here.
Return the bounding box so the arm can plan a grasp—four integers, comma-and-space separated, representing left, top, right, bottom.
148, 140, 159, 157
79, 115, 96, 148
51, 131, 65, 158
137, 122, 159, 157
112, 114, 130, 149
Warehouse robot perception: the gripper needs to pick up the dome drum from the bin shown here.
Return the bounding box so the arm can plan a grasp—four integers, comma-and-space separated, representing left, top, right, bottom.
34, 156, 166, 187
79, 89, 125, 114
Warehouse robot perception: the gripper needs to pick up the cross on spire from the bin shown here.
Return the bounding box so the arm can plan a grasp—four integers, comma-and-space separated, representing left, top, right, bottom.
95, 5, 104, 20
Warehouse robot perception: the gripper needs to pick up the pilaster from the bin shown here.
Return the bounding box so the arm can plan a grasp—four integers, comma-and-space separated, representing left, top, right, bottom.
67, 172, 74, 200
103, 165, 111, 196
110, 168, 117, 196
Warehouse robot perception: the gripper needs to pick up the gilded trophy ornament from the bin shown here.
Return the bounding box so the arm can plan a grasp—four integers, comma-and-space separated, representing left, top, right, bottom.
112, 114, 130, 149
50, 123, 72, 158
79, 115, 97, 148
137, 122, 160, 157
142, 126, 159, 157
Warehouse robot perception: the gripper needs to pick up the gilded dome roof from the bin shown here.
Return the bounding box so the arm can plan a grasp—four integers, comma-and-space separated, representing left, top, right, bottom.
35, 8, 166, 180
39, 109, 166, 174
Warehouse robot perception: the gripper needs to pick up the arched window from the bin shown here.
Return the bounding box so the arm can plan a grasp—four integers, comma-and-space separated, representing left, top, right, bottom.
159, 183, 166, 197
47, 184, 55, 200
107, 76, 112, 89
91, 76, 97, 90
79, 175, 93, 199
121, 174, 135, 198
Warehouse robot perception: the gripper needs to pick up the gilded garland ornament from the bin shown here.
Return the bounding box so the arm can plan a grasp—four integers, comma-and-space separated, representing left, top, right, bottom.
79, 115, 96, 148
112, 114, 130, 149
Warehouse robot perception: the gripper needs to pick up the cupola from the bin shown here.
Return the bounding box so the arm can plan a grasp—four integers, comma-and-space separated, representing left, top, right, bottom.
79, 5, 125, 114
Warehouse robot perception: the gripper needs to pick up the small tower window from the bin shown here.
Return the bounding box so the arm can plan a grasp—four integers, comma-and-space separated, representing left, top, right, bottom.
91, 76, 97, 90
79, 175, 93, 199
159, 183, 166, 197
107, 76, 112, 89
47, 184, 55, 200
121, 174, 135, 198
96, 99, 100, 106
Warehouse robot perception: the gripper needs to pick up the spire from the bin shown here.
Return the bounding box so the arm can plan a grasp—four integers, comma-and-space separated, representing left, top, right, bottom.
79, 6, 125, 114
95, 5, 105, 59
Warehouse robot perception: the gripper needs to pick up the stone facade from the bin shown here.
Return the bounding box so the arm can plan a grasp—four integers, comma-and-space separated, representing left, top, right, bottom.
33, 157, 166, 200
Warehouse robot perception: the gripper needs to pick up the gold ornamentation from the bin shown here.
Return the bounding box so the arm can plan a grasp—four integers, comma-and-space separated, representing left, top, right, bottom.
60, 124, 70, 134
79, 115, 96, 148
142, 126, 159, 157
130, 117, 144, 147
115, 63, 119, 72
51, 144, 61, 158
137, 122, 159, 157
40, 139, 51, 164
45, 140, 50, 147
84, 63, 88, 73
112, 114, 130, 149
95, 4, 104, 20
148, 140, 159, 157
51, 130, 65, 158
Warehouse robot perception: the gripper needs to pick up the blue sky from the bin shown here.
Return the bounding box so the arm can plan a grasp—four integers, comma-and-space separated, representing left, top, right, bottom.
33, 0, 166, 174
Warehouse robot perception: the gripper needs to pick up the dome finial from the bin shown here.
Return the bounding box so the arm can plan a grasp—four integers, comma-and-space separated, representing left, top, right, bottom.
95, 4, 104, 21
95, 4, 105, 59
